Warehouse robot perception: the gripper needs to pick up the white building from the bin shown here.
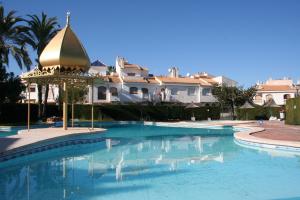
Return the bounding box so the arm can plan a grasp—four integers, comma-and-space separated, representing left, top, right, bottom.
23, 57, 238, 105
253, 78, 299, 106
22, 82, 59, 104
89, 57, 237, 104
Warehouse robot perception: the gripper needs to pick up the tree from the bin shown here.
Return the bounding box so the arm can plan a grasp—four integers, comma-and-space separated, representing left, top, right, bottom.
107, 65, 116, 75
23, 12, 59, 119
212, 84, 256, 119
0, 66, 24, 103
0, 5, 31, 70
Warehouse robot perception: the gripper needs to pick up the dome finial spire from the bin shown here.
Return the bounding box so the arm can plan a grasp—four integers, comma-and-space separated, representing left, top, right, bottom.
66, 11, 70, 26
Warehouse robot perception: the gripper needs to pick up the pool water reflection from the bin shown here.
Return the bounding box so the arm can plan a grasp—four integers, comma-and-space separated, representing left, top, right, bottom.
0, 124, 300, 200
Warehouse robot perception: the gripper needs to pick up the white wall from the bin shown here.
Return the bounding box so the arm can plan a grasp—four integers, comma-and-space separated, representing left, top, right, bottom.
22, 83, 59, 103
260, 92, 295, 105
119, 83, 160, 103
213, 76, 237, 87
162, 85, 199, 103
199, 87, 217, 103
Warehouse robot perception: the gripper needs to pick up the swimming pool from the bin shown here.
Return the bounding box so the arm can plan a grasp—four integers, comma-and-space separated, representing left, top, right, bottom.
0, 123, 300, 200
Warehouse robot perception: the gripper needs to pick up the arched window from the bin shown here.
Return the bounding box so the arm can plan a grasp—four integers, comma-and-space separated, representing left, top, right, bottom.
130, 87, 138, 94
283, 94, 291, 100
110, 87, 118, 96
142, 88, 149, 99
98, 86, 106, 100
142, 88, 148, 95
266, 94, 273, 101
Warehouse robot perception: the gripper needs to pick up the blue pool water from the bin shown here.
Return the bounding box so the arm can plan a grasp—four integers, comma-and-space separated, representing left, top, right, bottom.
0, 124, 300, 200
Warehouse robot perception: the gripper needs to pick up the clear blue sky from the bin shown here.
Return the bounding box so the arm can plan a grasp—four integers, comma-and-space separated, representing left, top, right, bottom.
3, 0, 300, 87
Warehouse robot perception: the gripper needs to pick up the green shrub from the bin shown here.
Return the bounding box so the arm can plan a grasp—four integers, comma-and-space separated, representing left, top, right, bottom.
0, 103, 221, 124
237, 106, 281, 120
285, 97, 300, 125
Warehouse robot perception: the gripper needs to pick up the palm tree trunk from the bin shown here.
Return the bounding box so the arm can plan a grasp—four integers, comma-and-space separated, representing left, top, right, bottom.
42, 84, 49, 118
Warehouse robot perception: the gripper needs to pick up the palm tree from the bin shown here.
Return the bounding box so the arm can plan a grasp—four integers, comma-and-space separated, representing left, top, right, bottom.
23, 12, 59, 119
0, 5, 31, 70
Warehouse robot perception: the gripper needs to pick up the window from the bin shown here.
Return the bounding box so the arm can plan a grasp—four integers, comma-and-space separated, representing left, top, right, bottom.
110, 87, 118, 96
142, 88, 148, 95
283, 94, 291, 100
188, 87, 196, 96
127, 73, 136, 76
266, 94, 273, 101
254, 95, 262, 100
29, 87, 35, 92
142, 88, 149, 99
130, 87, 138, 94
202, 88, 211, 96
98, 86, 106, 100
171, 88, 178, 95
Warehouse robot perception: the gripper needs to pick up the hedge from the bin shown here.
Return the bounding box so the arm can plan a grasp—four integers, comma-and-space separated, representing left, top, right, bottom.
0, 103, 221, 124
0, 103, 60, 124
73, 104, 221, 121
237, 106, 281, 120
285, 97, 300, 125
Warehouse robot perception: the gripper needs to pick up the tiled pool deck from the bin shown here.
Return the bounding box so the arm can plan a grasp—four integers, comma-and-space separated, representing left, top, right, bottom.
145, 120, 300, 149
0, 127, 105, 161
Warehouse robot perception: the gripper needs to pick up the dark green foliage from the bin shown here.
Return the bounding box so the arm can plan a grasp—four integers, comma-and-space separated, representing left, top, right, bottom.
107, 66, 116, 75
0, 104, 221, 124
0, 67, 25, 103
0, 104, 59, 124
285, 97, 300, 125
237, 106, 281, 120
72, 104, 221, 121
0, 5, 32, 70
212, 84, 256, 118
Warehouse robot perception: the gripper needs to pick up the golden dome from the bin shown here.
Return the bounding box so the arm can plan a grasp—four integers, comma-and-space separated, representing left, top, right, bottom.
39, 13, 90, 72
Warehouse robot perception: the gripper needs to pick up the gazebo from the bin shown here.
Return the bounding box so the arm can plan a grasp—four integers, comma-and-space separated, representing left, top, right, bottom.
185, 102, 199, 121
239, 101, 255, 120
21, 13, 102, 131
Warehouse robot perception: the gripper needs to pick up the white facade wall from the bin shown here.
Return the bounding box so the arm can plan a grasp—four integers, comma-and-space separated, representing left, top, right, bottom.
199, 87, 217, 103
256, 92, 295, 105
22, 83, 59, 103
119, 83, 160, 103
89, 83, 122, 103
162, 85, 200, 103
213, 76, 237, 87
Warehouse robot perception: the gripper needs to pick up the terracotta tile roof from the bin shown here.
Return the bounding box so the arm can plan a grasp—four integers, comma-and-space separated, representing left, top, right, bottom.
108, 76, 121, 83
155, 76, 214, 86
146, 77, 159, 84
123, 62, 148, 70
258, 85, 296, 91
98, 75, 121, 83
200, 77, 218, 84
123, 77, 148, 83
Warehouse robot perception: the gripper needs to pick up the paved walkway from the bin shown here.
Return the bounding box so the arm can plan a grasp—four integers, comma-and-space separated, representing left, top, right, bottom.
0, 127, 105, 155
251, 121, 300, 142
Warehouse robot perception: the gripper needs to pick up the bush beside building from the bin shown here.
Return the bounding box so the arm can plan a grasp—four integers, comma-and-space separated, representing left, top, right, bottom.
237, 106, 281, 120
0, 103, 220, 124
285, 97, 300, 125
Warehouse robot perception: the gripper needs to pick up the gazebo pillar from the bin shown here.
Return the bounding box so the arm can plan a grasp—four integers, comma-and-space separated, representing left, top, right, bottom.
91, 80, 94, 130
27, 81, 31, 132
63, 81, 68, 130
71, 84, 74, 128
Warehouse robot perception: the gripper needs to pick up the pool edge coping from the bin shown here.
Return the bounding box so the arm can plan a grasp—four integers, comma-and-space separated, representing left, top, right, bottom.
0, 127, 106, 160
